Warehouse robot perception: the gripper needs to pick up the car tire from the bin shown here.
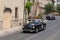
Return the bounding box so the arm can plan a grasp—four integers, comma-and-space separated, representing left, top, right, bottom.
46, 18, 48, 20
43, 27, 46, 30
41, 24, 46, 30
23, 30, 26, 33
53, 17, 55, 20
35, 28, 39, 33
41, 25, 44, 30
43, 24, 46, 30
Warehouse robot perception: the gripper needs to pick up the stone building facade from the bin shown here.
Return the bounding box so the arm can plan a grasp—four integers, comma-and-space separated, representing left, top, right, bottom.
0, 0, 24, 29
0, 0, 24, 21
30, 0, 52, 16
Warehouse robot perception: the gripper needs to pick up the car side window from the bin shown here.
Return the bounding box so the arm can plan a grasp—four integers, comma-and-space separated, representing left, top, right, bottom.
36, 21, 40, 24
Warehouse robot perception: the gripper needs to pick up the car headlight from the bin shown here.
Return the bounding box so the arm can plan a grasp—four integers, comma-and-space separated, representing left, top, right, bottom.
33, 26, 35, 29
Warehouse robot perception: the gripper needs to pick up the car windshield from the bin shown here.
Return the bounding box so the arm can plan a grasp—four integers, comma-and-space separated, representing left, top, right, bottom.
31, 19, 40, 24
48, 14, 53, 16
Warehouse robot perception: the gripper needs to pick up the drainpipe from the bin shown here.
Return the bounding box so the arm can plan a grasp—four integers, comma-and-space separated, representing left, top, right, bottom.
35, 0, 39, 17
23, 0, 26, 25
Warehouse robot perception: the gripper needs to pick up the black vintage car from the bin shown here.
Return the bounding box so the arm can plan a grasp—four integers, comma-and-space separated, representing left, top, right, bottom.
23, 19, 46, 33
46, 14, 55, 20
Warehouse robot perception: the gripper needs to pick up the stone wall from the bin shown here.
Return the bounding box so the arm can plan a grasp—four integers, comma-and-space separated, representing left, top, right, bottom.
0, 0, 24, 21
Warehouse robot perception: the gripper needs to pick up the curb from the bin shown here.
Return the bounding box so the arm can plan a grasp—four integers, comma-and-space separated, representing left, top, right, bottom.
0, 27, 22, 37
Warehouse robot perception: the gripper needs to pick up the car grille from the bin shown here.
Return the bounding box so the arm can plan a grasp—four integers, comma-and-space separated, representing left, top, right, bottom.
25, 27, 32, 30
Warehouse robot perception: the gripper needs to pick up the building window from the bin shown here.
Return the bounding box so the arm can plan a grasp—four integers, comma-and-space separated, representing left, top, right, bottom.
57, 0, 60, 2
15, 7, 18, 18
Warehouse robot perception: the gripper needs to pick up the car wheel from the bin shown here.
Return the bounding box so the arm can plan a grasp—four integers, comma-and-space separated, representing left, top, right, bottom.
53, 17, 55, 20
41, 25, 46, 30
35, 28, 39, 33
46, 18, 48, 20
23, 30, 26, 33
41, 25, 44, 30
43, 27, 46, 30
43, 24, 46, 30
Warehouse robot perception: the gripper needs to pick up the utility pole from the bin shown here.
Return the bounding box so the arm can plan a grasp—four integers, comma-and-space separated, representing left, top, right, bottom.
34, 0, 39, 17
31, 0, 35, 20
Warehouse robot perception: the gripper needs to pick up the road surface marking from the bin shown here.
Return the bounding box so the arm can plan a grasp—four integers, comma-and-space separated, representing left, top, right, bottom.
25, 23, 60, 40
46, 31, 60, 40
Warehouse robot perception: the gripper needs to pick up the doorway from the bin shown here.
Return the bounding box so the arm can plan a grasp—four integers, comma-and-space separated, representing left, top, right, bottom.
3, 8, 12, 29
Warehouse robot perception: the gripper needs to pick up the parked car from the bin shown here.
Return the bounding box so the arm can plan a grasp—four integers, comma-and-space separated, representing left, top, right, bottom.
22, 19, 46, 33
46, 14, 55, 20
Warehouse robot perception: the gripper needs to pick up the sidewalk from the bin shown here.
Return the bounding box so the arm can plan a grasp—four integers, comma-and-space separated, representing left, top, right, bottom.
0, 26, 22, 37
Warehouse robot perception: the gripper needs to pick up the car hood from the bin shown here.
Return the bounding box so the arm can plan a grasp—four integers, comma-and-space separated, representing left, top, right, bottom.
26, 23, 35, 28
28, 23, 35, 26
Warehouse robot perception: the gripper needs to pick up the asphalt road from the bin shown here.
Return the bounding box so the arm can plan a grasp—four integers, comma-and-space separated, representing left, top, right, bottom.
0, 16, 60, 40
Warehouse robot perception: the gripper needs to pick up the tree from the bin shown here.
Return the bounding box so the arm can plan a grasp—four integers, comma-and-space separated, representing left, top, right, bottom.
57, 5, 60, 14
45, 3, 54, 14
25, 0, 33, 16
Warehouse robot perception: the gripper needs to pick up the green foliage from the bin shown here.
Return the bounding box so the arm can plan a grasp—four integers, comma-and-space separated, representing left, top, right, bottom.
38, 14, 43, 19
57, 5, 60, 14
45, 3, 54, 14
25, 0, 33, 15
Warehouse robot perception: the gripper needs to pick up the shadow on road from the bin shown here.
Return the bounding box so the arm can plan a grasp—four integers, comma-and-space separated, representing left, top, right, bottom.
21, 30, 44, 34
